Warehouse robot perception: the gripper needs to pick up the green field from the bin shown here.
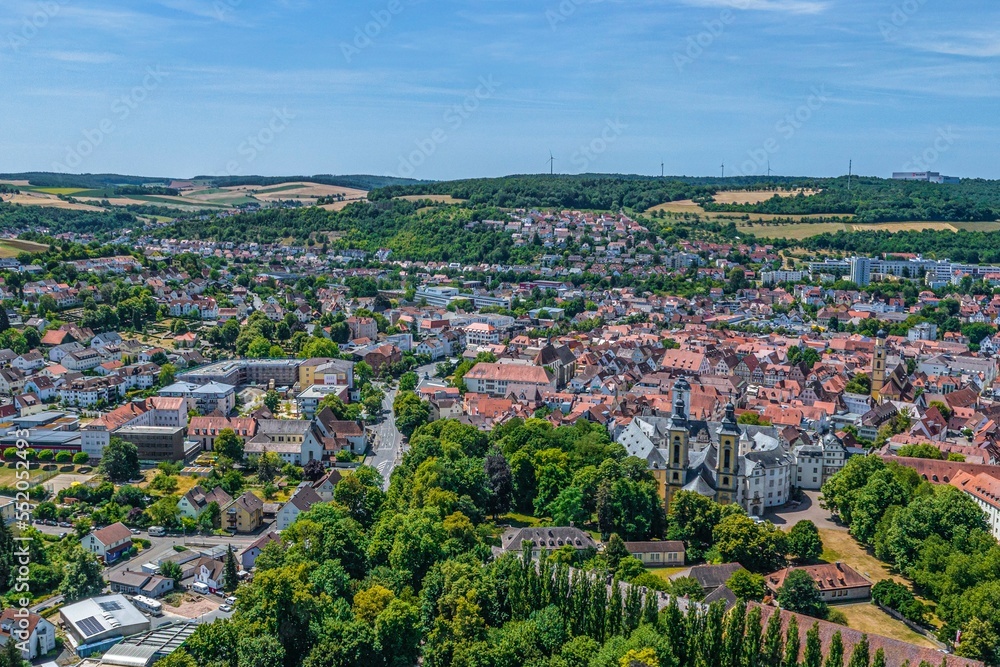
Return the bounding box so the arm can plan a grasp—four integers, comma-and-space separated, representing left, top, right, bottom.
27, 187, 87, 196
0, 238, 48, 258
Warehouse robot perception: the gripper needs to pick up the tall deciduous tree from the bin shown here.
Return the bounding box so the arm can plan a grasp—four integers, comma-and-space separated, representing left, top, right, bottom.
484, 449, 513, 519
100, 437, 140, 482
223, 546, 239, 593
214, 428, 244, 462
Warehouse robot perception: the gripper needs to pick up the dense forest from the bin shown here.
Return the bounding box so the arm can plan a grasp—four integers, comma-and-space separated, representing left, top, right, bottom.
371, 174, 733, 211
0, 204, 138, 236
372, 174, 1000, 222
703, 178, 1000, 223
153, 417, 870, 667
782, 228, 1000, 264
0, 172, 169, 189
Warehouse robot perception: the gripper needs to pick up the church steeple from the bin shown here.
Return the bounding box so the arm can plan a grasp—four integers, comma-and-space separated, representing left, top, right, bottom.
665, 376, 691, 511
871, 329, 887, 402
715, 400, 741, 505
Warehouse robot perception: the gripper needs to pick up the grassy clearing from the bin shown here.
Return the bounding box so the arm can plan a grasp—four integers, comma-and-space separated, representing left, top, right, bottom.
397, 194, 467, 204
0, 465, 55, 487
711, 189, 820, 204
28, 187, 87, 196
835, 603, 936, 648
501, 512, 543, 528
643, 566, 688, 581
818, 529, 901, 585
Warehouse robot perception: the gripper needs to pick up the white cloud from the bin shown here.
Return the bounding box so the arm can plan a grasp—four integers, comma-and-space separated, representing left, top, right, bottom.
40, 50, 118, 64
676, 0, 829, 15
901, 30, 1000, 58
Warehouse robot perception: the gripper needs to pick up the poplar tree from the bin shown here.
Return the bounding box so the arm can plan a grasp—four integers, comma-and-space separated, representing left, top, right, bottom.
741, 606, 763, 667
663, 596, 689, 666
589, 577, 607, 642
847, 634, 870, 667
722, 600, 747, 667
763, 609, 786, 667
824, 631, 845, 667
804, 623, 823, 667
783, 615, 801, 667
642, 589, 660, 628
606, 579, 624, 638
625, 585, 643, 634
701, 602, 726, 667
871, 649, 887, 667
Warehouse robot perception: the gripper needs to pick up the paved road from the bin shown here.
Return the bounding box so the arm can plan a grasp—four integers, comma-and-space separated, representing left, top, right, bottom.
363, 361, 445, 489
366, 385, 401, 489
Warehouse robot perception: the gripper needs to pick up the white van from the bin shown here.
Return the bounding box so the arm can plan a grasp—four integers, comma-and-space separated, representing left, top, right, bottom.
148, 526, 166, 537
192, 582, 210, 595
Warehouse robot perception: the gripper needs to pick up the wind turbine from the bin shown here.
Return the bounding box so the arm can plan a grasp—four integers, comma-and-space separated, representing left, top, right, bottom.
546, 151, 556, 175
767, 160, 772, 178
721, 162, 725, 179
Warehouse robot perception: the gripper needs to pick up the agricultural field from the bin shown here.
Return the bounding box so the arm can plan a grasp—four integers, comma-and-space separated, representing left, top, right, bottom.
1, 192, 106, 211
736, 220, 1000, 240
0, 238, 48, 253
397, 194, 467, 204
711, 188, 820, 204
648, 199, 833, 222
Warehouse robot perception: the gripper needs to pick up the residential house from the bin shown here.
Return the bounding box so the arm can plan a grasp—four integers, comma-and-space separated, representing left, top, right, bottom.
277, 482, 323, 530
226, 492, 264, 533
82, 522, 133, 563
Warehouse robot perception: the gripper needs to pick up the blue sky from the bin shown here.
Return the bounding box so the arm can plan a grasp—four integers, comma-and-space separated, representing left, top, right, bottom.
1, 0, 997, 180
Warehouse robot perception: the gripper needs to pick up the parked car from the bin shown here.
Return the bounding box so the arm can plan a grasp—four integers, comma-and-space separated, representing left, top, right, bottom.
225, 596, 236, 605
219, 604, 233, 613
130, 528, 141, 535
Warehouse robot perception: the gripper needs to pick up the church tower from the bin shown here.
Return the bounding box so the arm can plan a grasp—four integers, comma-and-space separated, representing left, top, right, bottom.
665, 377, 691, 511
871, 329, 887, 401
715, 401, 741, 505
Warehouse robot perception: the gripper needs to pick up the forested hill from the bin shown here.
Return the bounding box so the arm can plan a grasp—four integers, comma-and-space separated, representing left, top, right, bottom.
702, 177, 1000, 223
373, 174, 1000, 222
0, 172, 423, 191
370, 174, 774, 210
192, 174, 425, 191
780, 228, 1000, 264
164, 199, 535, 264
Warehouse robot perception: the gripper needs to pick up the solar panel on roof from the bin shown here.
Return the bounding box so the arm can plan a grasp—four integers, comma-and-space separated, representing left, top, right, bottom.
77, 616, 105, 638
98, 600, 123, 612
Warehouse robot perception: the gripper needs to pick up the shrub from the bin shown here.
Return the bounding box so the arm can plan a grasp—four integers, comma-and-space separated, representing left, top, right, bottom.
55, 451, 72, 463
73, 452, 90, 465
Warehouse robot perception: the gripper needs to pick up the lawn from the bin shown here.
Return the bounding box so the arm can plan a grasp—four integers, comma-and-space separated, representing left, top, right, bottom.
643, 566, 688, 582
835, 603, 936, 648
0, 465, 55, 487
501, 512, 543, 528
818, 529, 902, 586
0, 238, 48, 258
